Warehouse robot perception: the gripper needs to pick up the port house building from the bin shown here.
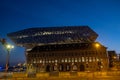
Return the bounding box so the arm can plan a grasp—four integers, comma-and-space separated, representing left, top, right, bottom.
8, 26, 109, 73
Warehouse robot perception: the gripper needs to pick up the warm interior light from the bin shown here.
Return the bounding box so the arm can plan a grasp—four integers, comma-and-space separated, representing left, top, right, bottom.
113, 56, 117, 59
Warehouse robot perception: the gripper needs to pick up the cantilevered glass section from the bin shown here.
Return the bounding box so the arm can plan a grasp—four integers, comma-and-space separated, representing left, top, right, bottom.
7, 26, 98, 46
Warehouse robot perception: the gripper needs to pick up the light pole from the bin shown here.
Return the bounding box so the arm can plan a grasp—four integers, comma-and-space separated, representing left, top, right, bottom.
93, 42, 101, 79
5, 44, 14, 72
94, 43, 101, 71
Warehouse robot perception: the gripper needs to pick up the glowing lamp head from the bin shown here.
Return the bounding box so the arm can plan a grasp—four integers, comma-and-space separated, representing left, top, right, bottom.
11, 45, 14, 48
6, 45, 11, 49
95, 43, 100, 48
6, 44, 14, 50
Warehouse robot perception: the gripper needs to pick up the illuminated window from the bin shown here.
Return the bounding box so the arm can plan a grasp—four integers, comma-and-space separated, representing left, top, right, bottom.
55, 60, 58, 63
79, 58, 81, 62
52, 60, 54, 63
72, 58, 74, 62
46, 60, 48, 63
82, 57, 85, 62
75, 58, 77, 62
37, 59, 39, 63
43, 60, 45, 63
43, 32, 53, 35
59, 65, 63, 71
33, 30, 74, 36
93, 57, 95, 62
61, 59, 64, 62
68, 58, 71, 62
65, 58, 67, 63
86, 57, 88, 62
97, 58, 99, 61
33, 60, 36, 63
89, 57, 92, 62
101, 66, 103, 68
54, 66, 57, 71
73, 65, 77, 71
66, 65, 70, 71
19, 35, 28, 38
49, 60, 51, 63
40, 60, 42, 63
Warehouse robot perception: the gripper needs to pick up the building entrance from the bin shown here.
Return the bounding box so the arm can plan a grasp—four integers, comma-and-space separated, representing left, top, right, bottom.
80, 64, 85, 71
46, 65, 51, 72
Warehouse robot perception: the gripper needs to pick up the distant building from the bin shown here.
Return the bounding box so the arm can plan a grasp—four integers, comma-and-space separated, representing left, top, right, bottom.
108, 51, 117, 68
7, 26, 109, 72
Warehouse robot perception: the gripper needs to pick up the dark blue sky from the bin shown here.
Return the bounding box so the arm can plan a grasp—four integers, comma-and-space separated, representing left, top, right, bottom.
0, 0, 120, 66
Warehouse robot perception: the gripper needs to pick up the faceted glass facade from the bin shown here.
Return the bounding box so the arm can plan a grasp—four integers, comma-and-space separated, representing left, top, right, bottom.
7, 26, 98, 46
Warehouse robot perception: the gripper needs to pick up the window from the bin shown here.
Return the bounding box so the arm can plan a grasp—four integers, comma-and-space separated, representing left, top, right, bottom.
75, 58, 78, 62
93, 57, 95, 62
79, 58, 81, 62
33, 60, 36, 63
52, 60, 54, 63
66, 65, 70, 71
46, 60, 48, 63
40, 60, 42, 63
82, 57, 85, 62
61, 59, 64, 62
97, 58, 99, 61
49, 60, 51, 63
55, 60, 58, 63
86, 57, 88, 62
72, 58, 74, 62
68, 59, 71, 62
73, 65, 77, 71
65, 58, 67, 63
89, 57, 92, 62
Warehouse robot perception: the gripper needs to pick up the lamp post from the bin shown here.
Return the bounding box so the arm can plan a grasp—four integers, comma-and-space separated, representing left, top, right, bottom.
93, 43, 101, 78
94, 42, 102, 71
5, 44, 14, 72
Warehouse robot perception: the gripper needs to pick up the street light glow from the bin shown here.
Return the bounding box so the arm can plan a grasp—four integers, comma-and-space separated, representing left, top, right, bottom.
6, 44, 14, 50
6, 45, 11, 49
95, 43, 100, 48
11, 45, 14, 48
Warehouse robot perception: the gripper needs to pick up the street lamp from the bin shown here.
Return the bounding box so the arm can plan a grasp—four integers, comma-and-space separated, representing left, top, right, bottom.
5, 44, 14, 72
95, 43, 100, 48
94, 42, 102, 71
